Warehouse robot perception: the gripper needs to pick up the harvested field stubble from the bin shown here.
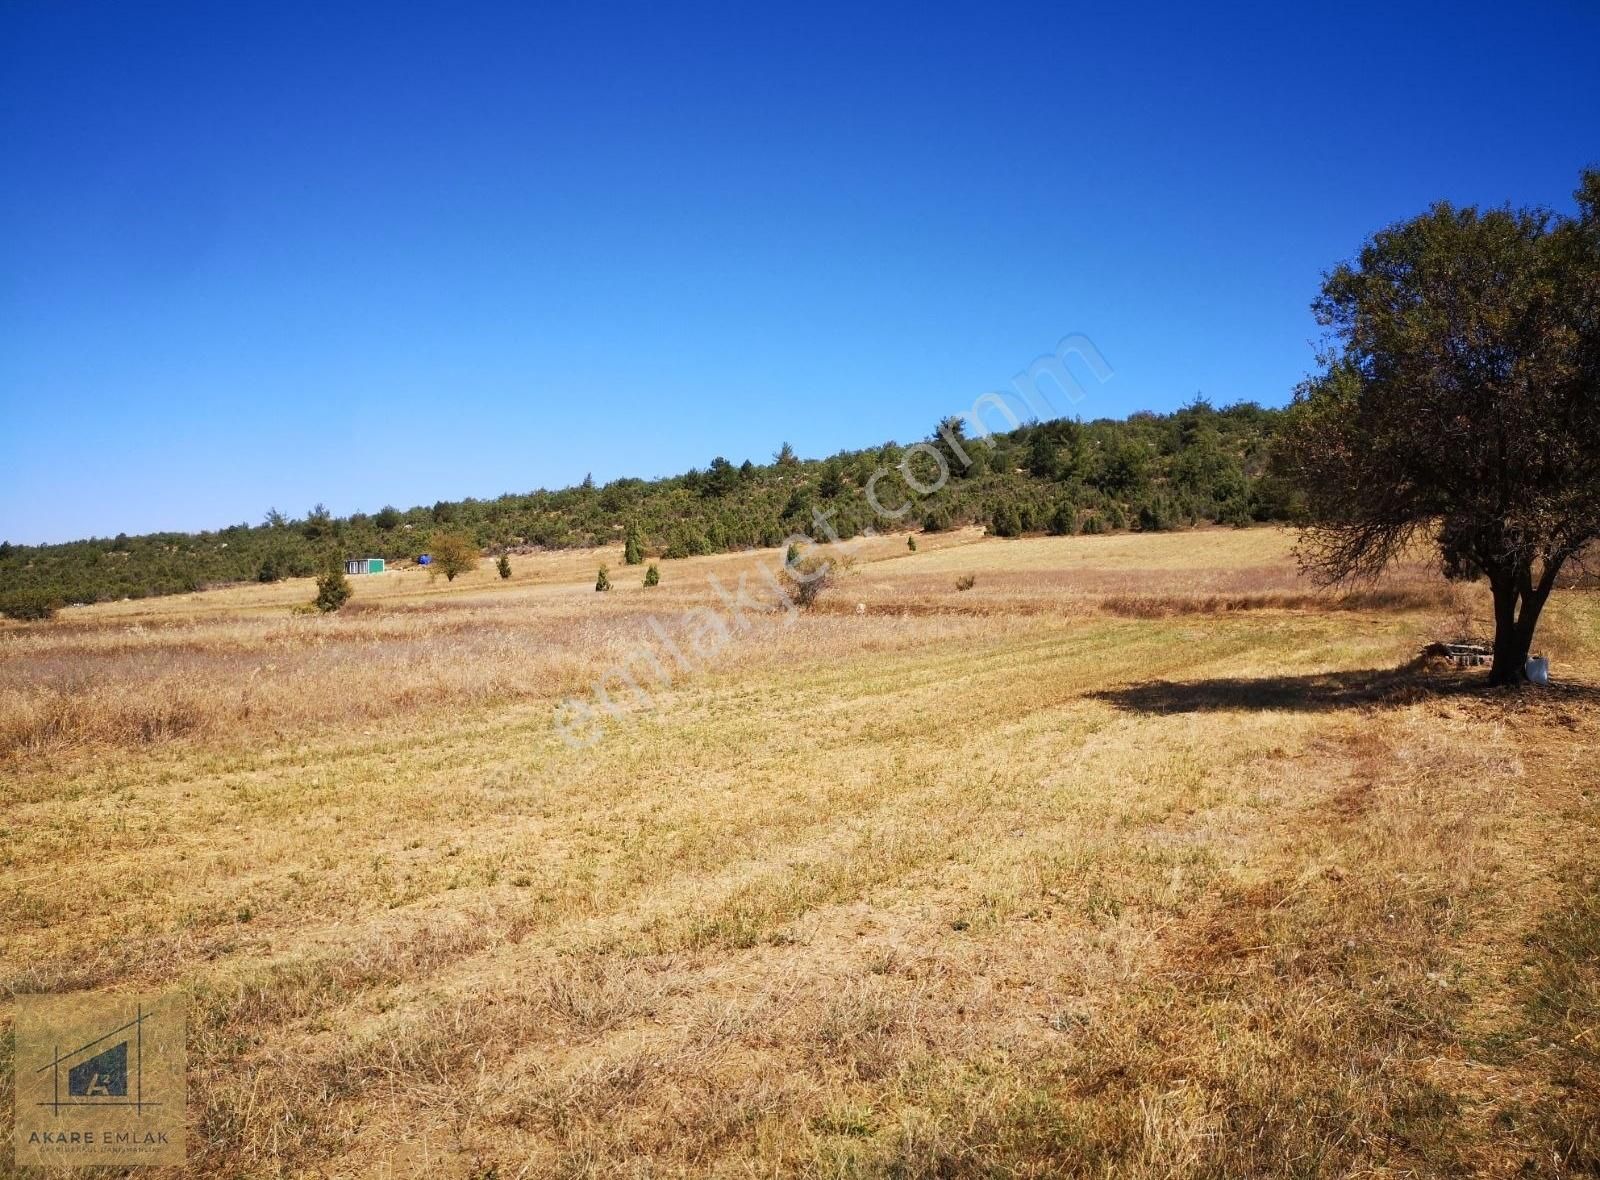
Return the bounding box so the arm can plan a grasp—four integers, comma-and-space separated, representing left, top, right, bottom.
2, 527, 1597, 1177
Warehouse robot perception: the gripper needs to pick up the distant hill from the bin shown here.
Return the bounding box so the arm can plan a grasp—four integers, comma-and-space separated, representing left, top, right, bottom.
0, 401, 1300, 616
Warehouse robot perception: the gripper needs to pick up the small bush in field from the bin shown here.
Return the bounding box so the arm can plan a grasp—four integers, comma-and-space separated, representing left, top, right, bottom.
907, 535, 917, 552
955, 573, 976, 591
643, 563, 660, 587
595, 565, 611, 592
313, 566, 352, 613
497, 552, 512, 579
789, 552, 851, 609
432, 532, 479, 581
786, 541, 802, 567
624, 527, 644, 566
1081, 513, 1106, 535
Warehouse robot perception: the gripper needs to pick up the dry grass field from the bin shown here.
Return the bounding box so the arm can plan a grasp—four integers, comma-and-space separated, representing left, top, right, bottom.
2, 526, 1598, 1178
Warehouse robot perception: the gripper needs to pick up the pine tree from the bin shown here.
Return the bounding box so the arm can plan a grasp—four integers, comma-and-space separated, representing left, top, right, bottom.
1049, 501, 1079, 536
643, 563, 660, 587
313, 565, 352, 612
595, 565, 611, 591
497, 552, 512, 579
990, 503, 1023, 538
623, 526, 643, 565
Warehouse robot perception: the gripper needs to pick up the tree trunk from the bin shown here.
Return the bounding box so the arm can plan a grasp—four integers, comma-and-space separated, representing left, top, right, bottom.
1489, 575, 1528, 685
1487, 561, 1560, 686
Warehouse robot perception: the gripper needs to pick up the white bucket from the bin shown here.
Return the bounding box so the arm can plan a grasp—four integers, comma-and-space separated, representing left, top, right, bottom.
1526, 656, 1550, 686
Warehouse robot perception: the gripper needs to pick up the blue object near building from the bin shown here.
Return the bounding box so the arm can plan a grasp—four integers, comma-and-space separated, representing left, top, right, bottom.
417, 554, 432, 565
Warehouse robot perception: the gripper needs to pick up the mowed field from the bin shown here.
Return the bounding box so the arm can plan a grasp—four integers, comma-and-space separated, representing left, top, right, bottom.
2, 527, 1598, 1178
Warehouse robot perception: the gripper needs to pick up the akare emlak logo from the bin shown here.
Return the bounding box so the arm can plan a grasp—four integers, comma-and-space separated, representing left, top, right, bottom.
13, 992, 186, 1168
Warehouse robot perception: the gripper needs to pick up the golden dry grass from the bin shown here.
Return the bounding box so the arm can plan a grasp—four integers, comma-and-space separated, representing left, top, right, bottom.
2, 527, 1597, 1178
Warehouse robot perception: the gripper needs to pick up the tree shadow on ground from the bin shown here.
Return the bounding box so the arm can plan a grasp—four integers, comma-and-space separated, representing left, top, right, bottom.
1090, 659, 1600, 716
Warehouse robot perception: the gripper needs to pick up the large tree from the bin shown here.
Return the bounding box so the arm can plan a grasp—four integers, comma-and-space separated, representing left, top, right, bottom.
1285, 170, 1600, 684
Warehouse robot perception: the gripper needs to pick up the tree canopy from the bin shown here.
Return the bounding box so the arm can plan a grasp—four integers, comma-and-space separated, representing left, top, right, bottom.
1285, 169, 1600, 682
431, 532, 480, 582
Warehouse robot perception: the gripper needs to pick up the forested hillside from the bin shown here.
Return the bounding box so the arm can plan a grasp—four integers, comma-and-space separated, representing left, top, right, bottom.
0, 400, 1299, 616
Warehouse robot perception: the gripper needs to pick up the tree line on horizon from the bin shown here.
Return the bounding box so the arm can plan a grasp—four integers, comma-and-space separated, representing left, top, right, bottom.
6, 168, 1594, 688
0, 401, 1300, 617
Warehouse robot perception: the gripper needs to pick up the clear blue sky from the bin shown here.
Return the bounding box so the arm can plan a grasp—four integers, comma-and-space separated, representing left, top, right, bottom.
2, 1, 1597, 544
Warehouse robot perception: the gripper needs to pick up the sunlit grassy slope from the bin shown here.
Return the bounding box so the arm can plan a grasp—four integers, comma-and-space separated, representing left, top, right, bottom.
2, 527, 1597, 1177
